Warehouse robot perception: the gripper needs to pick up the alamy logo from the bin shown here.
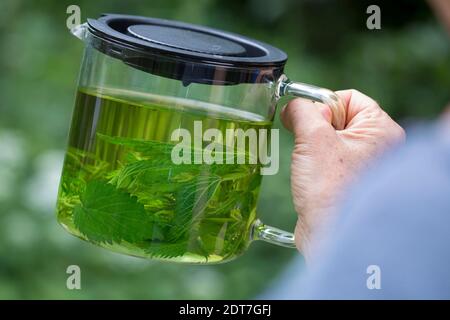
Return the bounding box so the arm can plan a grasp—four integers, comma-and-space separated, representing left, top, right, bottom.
66, 5, 81, 30
170, 121, 279, 175
366, 265, 381, 290
366, 5, 381, 30
66, 265, 81, 290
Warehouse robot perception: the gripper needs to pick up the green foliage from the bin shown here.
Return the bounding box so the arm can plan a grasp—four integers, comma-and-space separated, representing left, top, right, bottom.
73, 180, 157, 244
145, 241, 189, 259
167, 174, 222, 242
60, 133, 256, 261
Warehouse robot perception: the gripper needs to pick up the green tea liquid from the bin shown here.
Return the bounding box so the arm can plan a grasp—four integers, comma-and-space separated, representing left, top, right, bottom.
57, 88, 271, 263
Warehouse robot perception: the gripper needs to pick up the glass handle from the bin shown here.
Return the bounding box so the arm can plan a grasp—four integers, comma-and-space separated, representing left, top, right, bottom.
252, 219, 296, 248
277, 75, 347, 130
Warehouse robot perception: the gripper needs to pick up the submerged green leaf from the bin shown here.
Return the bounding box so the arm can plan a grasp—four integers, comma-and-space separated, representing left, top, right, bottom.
97, 132, 252, 164
64, 133, 259, 260
145, 241, 188, 259
167, 174, 222, 241
73, 180, 159, 244
97, 133, 175, 156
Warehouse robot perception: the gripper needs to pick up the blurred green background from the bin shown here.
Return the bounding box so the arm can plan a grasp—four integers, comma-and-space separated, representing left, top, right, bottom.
0, 0, 449, 299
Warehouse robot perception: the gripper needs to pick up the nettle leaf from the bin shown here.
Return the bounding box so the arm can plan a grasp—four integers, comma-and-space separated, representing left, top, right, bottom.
73, 180, 158, 244
110, 159, 199, 191
109, 159, 171, 189
145, 241, 188, 259
167, 174, 222, 241
79, 134, 258, 259
97, 132, 252, 165
65, 147, 111, 180
97, 133, 174, 157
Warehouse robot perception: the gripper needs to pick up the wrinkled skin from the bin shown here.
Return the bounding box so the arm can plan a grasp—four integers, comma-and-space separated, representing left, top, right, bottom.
280, 89, 405, 258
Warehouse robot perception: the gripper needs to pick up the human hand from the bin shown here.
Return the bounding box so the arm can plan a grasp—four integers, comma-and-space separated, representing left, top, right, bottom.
280, 89, 405, 258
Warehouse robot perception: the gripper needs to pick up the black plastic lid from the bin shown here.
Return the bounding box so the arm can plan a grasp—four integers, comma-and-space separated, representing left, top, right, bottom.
86, 14, 288, 86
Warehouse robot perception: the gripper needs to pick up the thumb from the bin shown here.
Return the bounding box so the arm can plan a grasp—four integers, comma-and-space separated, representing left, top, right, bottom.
281, 98, 336, 142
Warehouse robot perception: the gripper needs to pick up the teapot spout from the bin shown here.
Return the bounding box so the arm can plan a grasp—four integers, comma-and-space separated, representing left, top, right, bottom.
71, 22, 88, 41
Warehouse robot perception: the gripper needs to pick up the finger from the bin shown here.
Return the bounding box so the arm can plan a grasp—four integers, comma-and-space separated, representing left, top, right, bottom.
315, 102, 333, 124
281, 99, 333, 131
335, 89, 381, 124
281, 98, 335, 141
336, 89, 405, 144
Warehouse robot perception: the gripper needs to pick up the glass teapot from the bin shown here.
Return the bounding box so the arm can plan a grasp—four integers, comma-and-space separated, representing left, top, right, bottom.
56, 14, 346, 264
